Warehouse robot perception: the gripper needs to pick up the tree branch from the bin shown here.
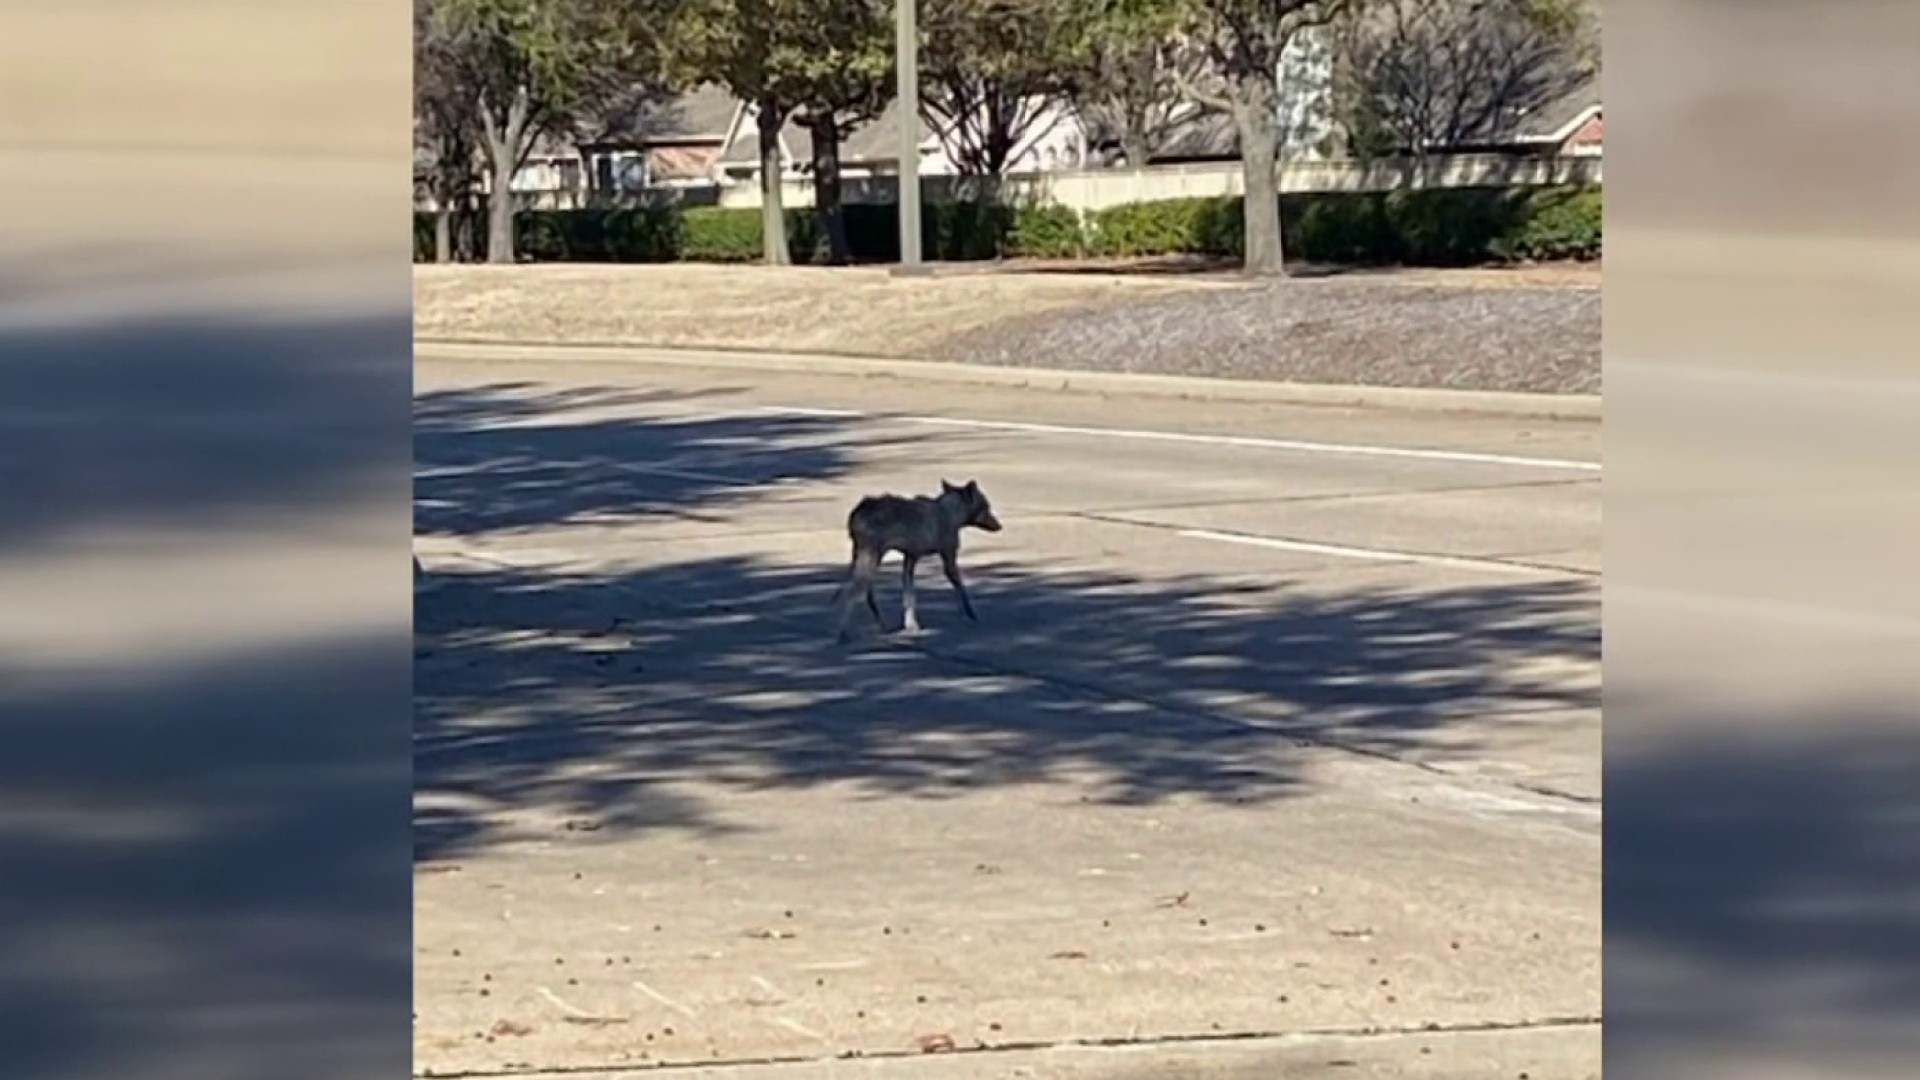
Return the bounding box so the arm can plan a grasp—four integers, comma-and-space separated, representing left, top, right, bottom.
1170, 63, 1233, 113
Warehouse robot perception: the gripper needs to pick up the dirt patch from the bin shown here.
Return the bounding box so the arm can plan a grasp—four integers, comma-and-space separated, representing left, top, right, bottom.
935, 276, 1601, 394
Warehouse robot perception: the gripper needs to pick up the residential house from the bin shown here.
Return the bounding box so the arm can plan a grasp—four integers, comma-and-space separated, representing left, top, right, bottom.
1389, 76, 1602, 158
707, 92, 1094, 186
495, 83, 1095, 197
575, 84, 743, 191
483, 20, 1594, 201
1517, 82, 1602, 157
1078, 27, 1340, 167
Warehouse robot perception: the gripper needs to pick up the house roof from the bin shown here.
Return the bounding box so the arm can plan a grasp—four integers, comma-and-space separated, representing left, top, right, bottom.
1513, 75, 1602, 143
717, 103, 815, 168
577, 83, 743, 149
713, 95, 936, 171
630, 83, 742, 142
840, 97, 938, 165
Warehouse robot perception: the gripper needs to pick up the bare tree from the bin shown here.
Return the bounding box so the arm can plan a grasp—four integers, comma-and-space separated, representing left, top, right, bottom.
789, 0, 895, 264
1331, 0, 1597, 158
430, 0, 653, 262
1060, 1, 1220, 168
921, 0, 1078, 181
1180, 0, 1352, 275
415, 0, 480, 262
671, 0, 893, 265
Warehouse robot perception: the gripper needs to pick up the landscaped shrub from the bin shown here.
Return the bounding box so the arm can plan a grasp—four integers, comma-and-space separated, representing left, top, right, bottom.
1499, 185, 1602, 261
1005, 204, 1085, 258
414, 185, 1601, 267
1083, 186, 1600, 265
1088, 198, 1223, 257
679, 207, 769, 262
1287, 192, 1397, 263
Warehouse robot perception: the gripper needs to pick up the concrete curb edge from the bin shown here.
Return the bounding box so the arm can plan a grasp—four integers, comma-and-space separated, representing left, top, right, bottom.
415, 338, 1602, 421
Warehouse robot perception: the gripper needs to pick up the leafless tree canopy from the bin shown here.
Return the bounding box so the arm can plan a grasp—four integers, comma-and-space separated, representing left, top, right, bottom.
1333, 0, 1597, 155
920, 0, 1076, 177
1067, 30, 1221, 167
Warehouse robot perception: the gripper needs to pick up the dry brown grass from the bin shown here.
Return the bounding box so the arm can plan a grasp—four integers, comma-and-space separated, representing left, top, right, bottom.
1390, 262, 1603, 289
412, 263, 1220, 356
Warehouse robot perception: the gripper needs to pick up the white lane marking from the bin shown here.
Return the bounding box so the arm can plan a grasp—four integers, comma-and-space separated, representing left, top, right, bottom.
796, 959, 870, 971
536, 986, 599, 1018
750, 406, 1599, 472
1177, 528, 1588, 577
631, 979, 698, 1017
770, 1017, 827, 1041
752, 405, 862, 418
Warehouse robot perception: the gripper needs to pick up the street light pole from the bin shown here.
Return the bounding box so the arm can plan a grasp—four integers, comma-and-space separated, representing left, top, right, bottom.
893, 0, 924, 272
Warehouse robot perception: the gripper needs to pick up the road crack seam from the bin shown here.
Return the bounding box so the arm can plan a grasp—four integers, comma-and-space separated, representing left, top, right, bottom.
415, 1014, 1602, 1078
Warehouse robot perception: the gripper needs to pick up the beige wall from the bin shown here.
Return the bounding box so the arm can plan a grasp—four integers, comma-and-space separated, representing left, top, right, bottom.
711, 155, 1603, 212
457, 154, 1603, 213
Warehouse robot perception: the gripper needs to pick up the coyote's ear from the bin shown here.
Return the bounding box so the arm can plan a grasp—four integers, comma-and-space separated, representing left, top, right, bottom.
941, 478, 957, 493
963, 479, 979, 494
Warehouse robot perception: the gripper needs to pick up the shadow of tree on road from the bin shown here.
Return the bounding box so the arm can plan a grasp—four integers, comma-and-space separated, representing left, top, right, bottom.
414, 381, 926, 539
2, 300, 411, 1079
1606, 710, 1920, 1073
416, 556, 1595, 861
414, 381, 1597, 862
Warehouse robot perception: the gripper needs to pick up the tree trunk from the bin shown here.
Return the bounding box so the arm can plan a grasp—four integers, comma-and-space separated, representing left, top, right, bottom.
457, 194, 481, 262
808, 112, 850, 265
486, 143, 517, 264
757, 101, 791, 266
1232, 80, 1286, 277
1121, 129, 1152, 170
434, 206, 453, 263
481, 91, 531, 265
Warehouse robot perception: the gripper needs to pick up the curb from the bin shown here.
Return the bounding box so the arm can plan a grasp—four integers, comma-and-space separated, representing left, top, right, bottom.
415, 339, 1602, 421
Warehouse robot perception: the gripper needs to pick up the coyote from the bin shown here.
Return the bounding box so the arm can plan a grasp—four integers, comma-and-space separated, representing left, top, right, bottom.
834, 479, 1002, 642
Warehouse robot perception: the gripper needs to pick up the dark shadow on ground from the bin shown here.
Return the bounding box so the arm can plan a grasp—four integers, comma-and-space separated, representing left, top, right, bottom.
1, 297, 411, 1079
413, 381, 928, 539
979, 255, 1249, 279
416, 556, 1594, 862
413, 380, 1596, 861
0, 637, 411, 1080
1605, 711, 1920, 1072
1, 312, 407, 554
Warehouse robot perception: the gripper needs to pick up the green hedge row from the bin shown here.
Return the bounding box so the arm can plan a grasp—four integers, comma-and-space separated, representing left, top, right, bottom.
415, 185, 1600, 266
1075, 186, 1602, 264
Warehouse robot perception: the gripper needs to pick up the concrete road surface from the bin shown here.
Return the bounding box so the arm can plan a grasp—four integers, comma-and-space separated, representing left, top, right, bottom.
413, 351, 1601, 1079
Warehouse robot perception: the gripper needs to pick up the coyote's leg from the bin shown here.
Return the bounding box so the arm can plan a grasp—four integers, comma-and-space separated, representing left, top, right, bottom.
940, 550, 978, 621
836, 545, 883, 642
901, 554, 922, 634
864, 565, 884, 627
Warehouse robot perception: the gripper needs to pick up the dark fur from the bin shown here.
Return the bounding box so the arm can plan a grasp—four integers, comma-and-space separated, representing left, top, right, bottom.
834, 478, 1001, 641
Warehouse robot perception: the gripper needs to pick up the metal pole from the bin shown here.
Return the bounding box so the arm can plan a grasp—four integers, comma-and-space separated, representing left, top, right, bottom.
893, 0, 924, 272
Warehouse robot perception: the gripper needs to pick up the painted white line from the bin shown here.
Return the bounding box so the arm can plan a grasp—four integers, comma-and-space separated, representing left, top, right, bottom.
1177, 528, 1586, 577
752, 406, 1599, 472
536, 986, 598, 1018
770, 1017, 827, 1041
751, 404, 862, 418
795, 959, 870, 971
630, 979, 697, 1018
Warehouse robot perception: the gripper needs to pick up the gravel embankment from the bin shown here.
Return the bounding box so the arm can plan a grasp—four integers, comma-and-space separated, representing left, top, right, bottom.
932, 277, 1601, 395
